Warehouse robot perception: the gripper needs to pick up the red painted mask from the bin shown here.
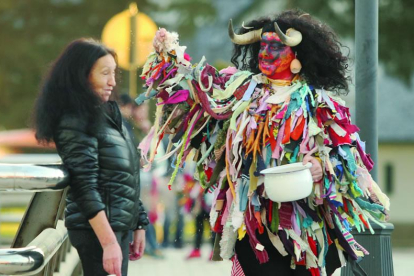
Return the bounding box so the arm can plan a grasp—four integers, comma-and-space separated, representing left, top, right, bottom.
258, 32, 295, 79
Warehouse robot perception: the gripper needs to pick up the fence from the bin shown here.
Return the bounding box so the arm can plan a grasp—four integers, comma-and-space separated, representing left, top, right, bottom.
0, 163, 81, 276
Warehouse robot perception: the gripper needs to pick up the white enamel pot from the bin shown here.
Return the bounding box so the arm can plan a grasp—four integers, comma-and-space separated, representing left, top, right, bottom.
260, 163, 313, 202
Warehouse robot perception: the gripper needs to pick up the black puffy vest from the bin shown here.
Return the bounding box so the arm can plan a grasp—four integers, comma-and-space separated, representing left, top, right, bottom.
53, 101, 149, 231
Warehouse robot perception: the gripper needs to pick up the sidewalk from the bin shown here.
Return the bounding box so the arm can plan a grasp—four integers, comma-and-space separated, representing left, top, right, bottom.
129, 245, 231, 276
129, 245, 414, 276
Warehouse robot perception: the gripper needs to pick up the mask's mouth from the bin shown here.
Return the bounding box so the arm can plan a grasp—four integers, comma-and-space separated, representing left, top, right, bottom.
259, 58, 278, 70
260, 59, 277, 65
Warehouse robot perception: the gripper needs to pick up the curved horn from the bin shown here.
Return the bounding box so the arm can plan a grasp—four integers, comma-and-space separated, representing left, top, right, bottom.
228, 19, 262, 45
273, 22, 302, 47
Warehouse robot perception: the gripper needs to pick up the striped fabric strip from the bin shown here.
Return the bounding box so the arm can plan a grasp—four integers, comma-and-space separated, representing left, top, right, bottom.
329, 193, 337, 200
354, 241, 370, 255
342, 231, 355, 245
231, 255, 246, 276
208, 183, 219, 193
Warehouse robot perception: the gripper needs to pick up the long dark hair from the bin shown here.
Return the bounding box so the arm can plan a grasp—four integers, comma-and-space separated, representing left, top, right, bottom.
33, 38, 117, 143
231, 9, 350, 94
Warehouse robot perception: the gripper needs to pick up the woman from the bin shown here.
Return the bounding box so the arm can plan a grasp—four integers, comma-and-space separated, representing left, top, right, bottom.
137, 9, 389, 276
33, 38, 149, 276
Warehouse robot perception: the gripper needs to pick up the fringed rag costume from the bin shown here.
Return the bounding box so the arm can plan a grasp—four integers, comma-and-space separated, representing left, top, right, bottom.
137, 29, 390, 275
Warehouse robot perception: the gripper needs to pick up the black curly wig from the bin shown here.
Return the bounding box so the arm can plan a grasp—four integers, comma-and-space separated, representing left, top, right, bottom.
231, 9, 350, 94
33, 38, 117, 143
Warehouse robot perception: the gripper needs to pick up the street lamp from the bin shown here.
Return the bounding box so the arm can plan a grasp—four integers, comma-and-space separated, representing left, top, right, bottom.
102, 2, 157, 96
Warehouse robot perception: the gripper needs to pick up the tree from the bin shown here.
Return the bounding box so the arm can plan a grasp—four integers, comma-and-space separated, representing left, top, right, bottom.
0, 0, 215, 130
240, 0, 414, 86
0, 0, 411, 130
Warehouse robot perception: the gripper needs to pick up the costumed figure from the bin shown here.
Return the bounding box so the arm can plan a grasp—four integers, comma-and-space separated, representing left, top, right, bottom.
137, 9, 390, 276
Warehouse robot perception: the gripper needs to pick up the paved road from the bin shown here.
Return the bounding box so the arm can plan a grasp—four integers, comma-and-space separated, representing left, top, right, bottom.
129, 245, 414, 276
129, 245, 231, 276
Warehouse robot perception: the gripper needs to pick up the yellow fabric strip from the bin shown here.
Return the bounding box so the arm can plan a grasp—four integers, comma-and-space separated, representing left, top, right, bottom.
237, 223, 247, 240
148, 101, 164, 163
249, 161, 258, 193
225, 137, 237, 200
230, 101, 250, 131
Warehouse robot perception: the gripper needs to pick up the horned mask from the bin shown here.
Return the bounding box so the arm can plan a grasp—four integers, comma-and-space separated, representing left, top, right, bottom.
228, 19, 302, 47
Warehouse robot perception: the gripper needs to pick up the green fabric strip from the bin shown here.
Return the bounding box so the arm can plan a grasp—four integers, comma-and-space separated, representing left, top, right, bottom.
270, 203, 279, 233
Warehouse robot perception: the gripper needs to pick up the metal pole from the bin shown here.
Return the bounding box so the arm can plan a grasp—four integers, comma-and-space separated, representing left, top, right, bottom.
342, 2, 394, 276
129, 3, 138, 97
355, 0, 378, 181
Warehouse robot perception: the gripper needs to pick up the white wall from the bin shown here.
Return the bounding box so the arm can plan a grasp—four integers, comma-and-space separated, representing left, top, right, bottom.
378, 144, 414, 224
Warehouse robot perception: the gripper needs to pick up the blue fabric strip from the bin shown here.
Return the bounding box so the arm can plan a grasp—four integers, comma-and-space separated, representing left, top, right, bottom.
242, 79, 257, 101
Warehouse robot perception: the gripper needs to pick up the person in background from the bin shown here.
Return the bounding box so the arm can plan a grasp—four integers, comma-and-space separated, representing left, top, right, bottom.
33, 38, 148, 276
132, 101, 152, 142
159, 136, 185, 249
126, 95, 165, 258
118, 93, 136, 144
181, 174, 215, 260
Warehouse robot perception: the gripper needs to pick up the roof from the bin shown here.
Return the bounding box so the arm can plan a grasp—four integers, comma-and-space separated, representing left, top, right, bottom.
377, 68, 414, 143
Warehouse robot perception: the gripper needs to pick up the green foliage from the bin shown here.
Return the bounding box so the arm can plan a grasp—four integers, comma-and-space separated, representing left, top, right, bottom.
0, 0, 215, 130
378, 0, 414, 85
290, 0, 414, 86
0, 0, 412, 130
0, 0, 137, 129
149, 0, 216, 35
239, 0, 413, 86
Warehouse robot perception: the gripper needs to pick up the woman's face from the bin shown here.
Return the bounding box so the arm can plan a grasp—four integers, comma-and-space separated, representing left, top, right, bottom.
88, 54, 116, 102
258, 32, 295, 78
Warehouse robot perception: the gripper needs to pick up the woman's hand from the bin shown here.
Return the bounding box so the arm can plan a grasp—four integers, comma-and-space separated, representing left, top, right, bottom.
129, 229, 146, 261
103, 242, 123, 276
88, 211, 122, 276
302, 154, 323, 182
